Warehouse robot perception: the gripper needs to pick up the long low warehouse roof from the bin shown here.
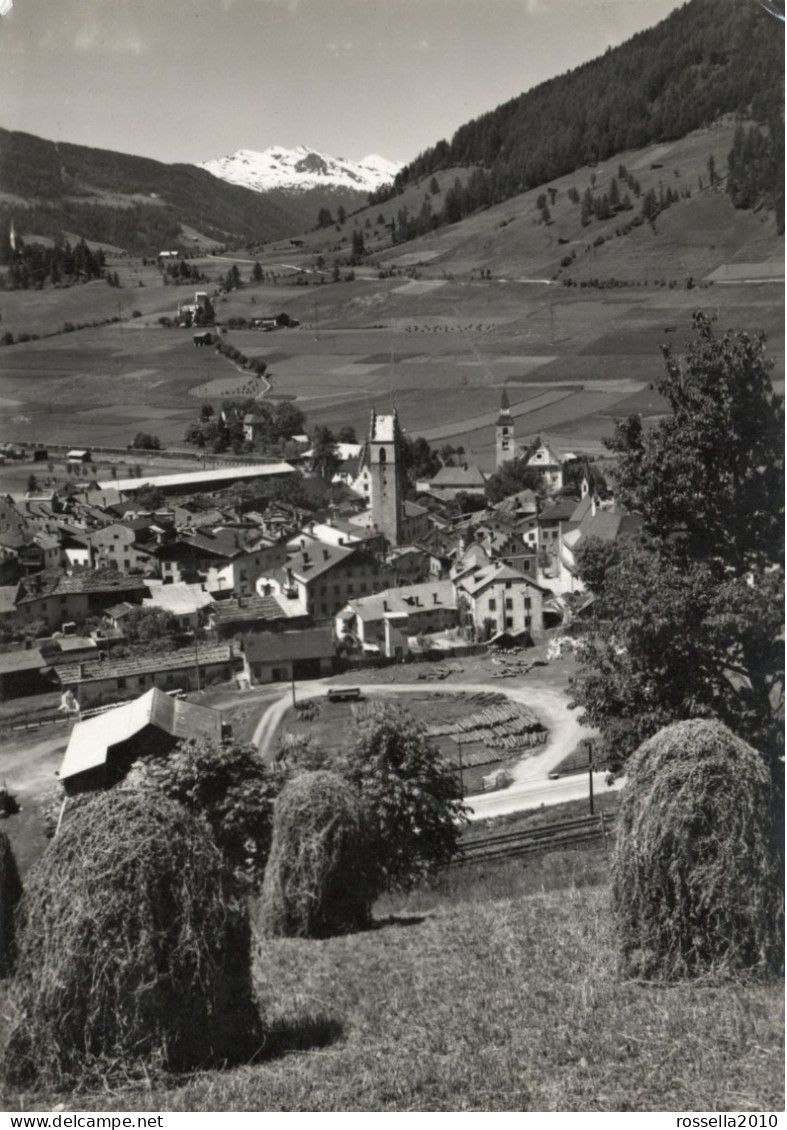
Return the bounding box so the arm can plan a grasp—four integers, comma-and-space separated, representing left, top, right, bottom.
98, 462, 296, 493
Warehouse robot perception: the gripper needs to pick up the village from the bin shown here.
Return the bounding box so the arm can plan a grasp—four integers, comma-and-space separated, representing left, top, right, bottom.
0, 397, 634, 754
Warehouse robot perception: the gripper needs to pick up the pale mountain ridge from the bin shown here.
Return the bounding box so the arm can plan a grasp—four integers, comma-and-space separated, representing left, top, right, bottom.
200, 145, 402, 195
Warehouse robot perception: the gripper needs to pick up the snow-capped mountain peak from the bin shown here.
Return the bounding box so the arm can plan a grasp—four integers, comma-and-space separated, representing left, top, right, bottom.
200, 145, 402, 194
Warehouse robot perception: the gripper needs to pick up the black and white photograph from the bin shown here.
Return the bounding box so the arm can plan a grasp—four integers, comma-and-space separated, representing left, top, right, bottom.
0, 0, 783, 1116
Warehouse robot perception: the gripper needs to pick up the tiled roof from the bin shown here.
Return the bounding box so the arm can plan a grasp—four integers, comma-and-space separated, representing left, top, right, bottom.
285, 540, 356, 582
243, 627, 334, 663
210, 593, 287, 624
16, 572, 148, 604
54, 643, 236, 684
341, 580, 456, 623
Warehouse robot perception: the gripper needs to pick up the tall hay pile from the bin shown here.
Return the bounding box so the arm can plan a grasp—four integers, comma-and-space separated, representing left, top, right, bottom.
2, 790, 262, 1091
258, 771, 374, 938
0, 831, 22, 978
613, 719, 784, 980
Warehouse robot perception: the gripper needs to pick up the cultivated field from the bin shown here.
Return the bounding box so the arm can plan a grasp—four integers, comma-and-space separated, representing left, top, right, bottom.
0, 125, 781, 466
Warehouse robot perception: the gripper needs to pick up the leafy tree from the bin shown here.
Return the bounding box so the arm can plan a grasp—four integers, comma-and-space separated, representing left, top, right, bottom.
251, 261, 263, 283
132, 738, 283, 892
342, 709, 468, 891
337, 425, 357, 444
122, 607, 180, 653
132, 432, 161, 450
309, 425, 340, 480
570, 313, 784, 773
608, 312, 783, 575
485, 458, 544, 504
400, 435, 441, 483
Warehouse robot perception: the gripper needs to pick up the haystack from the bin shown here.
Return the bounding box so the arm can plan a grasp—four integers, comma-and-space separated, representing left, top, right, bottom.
0, 831, 22, 978
2, 790, 262, 1090
613, 719, 783, 980
258, 770, 374, 938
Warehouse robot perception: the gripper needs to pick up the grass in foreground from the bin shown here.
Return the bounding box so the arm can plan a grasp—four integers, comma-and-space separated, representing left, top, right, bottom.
3, 850, 781, 1113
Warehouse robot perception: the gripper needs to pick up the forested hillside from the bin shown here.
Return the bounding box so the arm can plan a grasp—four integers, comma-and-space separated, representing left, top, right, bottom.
376, 0, 783, 225
0, 130, 305, 253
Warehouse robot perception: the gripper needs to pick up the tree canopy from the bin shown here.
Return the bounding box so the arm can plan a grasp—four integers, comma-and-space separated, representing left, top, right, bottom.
570, 313, 784, 774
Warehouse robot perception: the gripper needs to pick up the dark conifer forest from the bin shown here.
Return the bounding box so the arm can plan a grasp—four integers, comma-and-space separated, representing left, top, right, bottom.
371, 0, 783, 233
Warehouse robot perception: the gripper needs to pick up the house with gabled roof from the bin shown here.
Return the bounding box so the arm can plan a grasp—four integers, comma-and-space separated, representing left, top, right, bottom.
53, 642, 240, 706
58, 687, 223, 795
454, 560, 546, 642
241, 627, 335, 685
261, 535, 380, 622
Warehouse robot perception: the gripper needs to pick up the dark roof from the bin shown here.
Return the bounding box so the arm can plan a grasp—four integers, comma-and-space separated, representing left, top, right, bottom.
54, 643, 236, 684
0, 648, 48, 675
210, 593, 288, 624
16, 571, 148, 605
243, 627, 334, 663
539, 497, 580, 522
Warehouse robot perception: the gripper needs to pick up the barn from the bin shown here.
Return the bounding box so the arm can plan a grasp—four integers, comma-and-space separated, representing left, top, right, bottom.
58, 686, 223, 795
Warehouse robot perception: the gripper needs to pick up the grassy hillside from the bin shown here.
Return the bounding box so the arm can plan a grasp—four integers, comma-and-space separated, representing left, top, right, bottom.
0, 129, 314, 253
393, 0, 783, 217
2, 854, 780, 1112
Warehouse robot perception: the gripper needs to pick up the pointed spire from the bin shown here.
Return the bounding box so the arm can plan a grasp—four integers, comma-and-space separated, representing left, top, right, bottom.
496, 387, 512, 427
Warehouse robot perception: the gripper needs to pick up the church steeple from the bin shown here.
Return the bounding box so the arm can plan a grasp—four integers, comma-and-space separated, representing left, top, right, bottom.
495, 388, 515, 467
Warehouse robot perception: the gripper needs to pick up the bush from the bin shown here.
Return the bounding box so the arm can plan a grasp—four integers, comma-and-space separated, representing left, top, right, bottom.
345, 708, 468, 892
0, 831, 22, 978
613, 719, 784, 981
2, 790, 262, 1090
258, 771, 374, 938
130, 738, 281, 891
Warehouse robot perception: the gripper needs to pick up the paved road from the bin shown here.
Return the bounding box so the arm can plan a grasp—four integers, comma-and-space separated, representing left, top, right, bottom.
250, 677, 616, 821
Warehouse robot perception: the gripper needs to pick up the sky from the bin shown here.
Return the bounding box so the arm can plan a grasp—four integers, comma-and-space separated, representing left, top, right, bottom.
0, 0, 689, 168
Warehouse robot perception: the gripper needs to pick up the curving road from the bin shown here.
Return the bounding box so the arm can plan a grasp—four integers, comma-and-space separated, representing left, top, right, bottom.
250, 678, 622, 821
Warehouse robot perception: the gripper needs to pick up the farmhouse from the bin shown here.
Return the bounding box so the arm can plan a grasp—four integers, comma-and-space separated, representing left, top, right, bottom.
155, 528, 287, 595
262, 538, 380, 622
335, 580, 457, 653
455, 561, 546, 642
142, 580, 214, 629
58, 687, 222, 795
13, 571, 148, 631
241, 627, 335, 685
209, 591, 310, 639
54, 642, 240, 706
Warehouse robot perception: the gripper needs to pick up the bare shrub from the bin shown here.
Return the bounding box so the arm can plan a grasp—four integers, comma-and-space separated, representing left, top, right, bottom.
2, 790, 262, 1090
258, 771, 374, 938
613, 719, 783, 980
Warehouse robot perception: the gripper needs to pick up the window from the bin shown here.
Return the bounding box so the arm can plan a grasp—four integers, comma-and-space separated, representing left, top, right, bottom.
138, 675, 146, 686
360, 582, 367, 592
123, 560, 129, 570
506, 617, 513, 629
488, 598, 496, 611
117, 677, 127, 689
505, 598, 513, 610
505, 581, 512, 590
334, 585, 340, 596
525, 597, 532, 609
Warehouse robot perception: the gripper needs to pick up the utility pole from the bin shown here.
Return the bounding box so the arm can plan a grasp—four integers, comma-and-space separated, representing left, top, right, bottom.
194, 631, 201, 693
587, 738, 595, 816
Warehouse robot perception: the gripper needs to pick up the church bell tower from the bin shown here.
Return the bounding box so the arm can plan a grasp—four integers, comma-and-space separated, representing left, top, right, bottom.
365, 407, 404, 547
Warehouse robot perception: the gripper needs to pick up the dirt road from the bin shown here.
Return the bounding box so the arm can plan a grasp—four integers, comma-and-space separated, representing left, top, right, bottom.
250, 677, 603, 819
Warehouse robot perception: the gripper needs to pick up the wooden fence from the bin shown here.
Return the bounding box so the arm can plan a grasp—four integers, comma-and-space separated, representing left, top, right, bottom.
455, 812, 614, 866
